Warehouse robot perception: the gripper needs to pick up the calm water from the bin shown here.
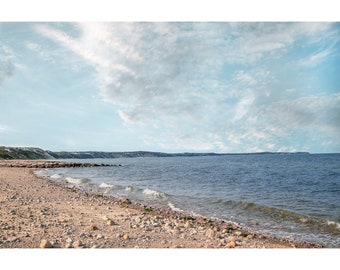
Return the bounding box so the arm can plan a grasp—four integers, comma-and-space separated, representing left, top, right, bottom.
36, 154, 340, 247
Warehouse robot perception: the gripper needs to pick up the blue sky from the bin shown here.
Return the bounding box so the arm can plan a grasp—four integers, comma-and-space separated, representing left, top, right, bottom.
0, 22, 339, 153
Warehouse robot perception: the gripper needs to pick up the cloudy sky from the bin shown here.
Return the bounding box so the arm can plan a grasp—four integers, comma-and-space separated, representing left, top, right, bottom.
0, 22, 339, 153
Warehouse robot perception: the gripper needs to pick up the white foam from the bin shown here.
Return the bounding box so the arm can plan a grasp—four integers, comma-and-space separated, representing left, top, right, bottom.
326, 220, 340, 230
168, 202, 183, 212
65, 177, 88, 185
125, 186, 134, 192
143, 188, 166, 198
50, 174, 62, 179
99, 182, 116, 189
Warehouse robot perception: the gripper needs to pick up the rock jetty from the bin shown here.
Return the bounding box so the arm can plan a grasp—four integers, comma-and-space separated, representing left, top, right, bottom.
0, 160, 119, 168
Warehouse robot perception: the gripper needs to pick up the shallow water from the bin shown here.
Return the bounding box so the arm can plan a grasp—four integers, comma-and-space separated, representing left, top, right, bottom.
36, 153, 340, 247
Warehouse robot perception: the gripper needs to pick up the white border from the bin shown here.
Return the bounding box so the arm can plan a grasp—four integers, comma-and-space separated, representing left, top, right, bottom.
1, 0, 339, 21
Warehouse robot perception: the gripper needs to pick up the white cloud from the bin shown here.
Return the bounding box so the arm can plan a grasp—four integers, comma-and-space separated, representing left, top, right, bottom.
34, 22, 339, 152
226, 22, 334, 63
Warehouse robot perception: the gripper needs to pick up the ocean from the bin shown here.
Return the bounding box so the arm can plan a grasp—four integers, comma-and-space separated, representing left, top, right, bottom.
36, 153, 340, 247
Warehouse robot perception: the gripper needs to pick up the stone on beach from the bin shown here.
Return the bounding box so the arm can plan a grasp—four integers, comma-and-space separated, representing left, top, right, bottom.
72, 240, 83, 248
107, 219, 115, 226
226, 241, 236, 248
40, 239, 53, 248
89, 225, 99, 231
205, 228, 215, 239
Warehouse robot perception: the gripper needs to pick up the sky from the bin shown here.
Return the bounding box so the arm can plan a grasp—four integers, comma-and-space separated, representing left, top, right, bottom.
0, 21, 339, 153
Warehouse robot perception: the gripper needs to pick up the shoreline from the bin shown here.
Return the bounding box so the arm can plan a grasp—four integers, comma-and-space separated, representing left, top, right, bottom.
0, 160, 322, 248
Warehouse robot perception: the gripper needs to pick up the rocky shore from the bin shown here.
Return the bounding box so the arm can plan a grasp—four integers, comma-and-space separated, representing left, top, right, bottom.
0, 160, 322, 248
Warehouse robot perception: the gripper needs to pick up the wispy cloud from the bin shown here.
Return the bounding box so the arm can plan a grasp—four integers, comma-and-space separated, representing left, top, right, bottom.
299, 48, 333, 68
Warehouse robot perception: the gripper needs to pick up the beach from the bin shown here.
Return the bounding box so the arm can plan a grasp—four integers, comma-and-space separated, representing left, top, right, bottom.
0, 160, 321, 248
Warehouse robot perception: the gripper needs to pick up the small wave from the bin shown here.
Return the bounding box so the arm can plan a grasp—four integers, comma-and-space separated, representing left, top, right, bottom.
99, 182, 116, 189
168, 202, 183, 212
50, 174, 63, 179
65, 177, 89, 185
143, 188, 166, 198
216, 199, 340, 235
125, 186, 134, 192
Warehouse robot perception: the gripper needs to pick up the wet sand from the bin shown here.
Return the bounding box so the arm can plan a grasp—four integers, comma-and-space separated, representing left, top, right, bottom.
0, 160, 322, 248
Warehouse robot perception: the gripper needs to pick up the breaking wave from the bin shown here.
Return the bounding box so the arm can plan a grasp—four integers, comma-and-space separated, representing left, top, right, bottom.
65, 176, 90, 185
143, 188, 166, 198
168, 202, 184, 212
99, 182, 116, 189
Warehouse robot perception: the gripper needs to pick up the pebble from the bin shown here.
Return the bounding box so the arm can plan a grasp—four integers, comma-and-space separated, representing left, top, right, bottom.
205, 228, 215, 239
190, 229, 198, 235
40, 239, 53, 248
65, 243, 73, 248
135, 217, 141, 223
123, 234, 129, 240
184, 221, 191, 228
171, 229, 180, 235
7, 236, 19, 243
220, 238, 227, 245
235, 231, 242, 236
107, 220, 115, 226
89, 225, 99, 231
226, 241, 236, 248
72, 240, 83, 248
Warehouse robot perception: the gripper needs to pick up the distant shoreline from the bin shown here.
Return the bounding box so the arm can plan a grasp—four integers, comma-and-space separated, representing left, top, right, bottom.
1, 145, 312, 160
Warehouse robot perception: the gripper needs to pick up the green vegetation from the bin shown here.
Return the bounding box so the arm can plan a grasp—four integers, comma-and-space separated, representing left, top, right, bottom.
144, 207, 153, 213
0, 146, 54, 160
182, 216, 195, 221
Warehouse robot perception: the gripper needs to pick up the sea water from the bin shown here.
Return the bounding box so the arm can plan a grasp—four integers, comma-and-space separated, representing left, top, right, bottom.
36, 154, 340, 247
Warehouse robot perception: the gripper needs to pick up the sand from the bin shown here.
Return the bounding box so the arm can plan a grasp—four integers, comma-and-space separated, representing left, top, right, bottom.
0, 160, 322, 248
